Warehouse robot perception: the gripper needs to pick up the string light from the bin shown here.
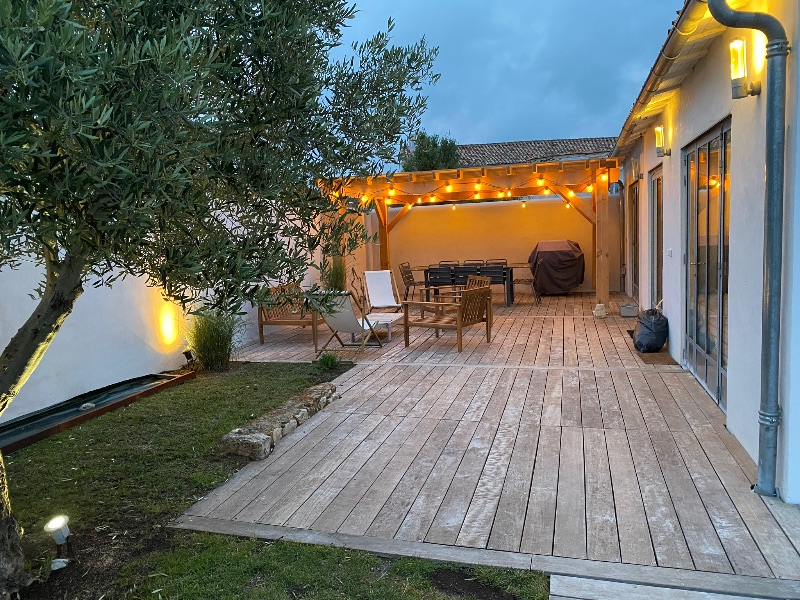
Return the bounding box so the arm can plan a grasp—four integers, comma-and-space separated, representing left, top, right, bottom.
565, 202, 571, 209
567, 190, 575, 198
600, 173, 608, 182
429, 196, 436, 202
416, 197, 422, 203
384, 198, 391, 204
388, 188, 395, 196
497, 191, 504, 198
475, 193, 481, 199
474, 182, 481, 191
537, 177, 545, 186
521, 201, 527, 208
446, 184, 452, 192
506, 190, 511, 197
586, 184, 594, 193
543, 188, 551, 195
451, 204, 456, 210
361, 195, 368, 204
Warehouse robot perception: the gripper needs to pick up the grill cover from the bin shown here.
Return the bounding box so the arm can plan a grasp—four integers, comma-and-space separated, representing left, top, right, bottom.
528, 240, 585, 295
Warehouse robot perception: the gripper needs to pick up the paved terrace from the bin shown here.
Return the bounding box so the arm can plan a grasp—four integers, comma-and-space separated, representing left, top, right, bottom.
177, 292, 800, 599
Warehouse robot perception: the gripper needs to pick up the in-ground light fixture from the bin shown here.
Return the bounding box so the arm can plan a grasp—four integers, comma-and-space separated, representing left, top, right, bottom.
44, 514, 73, 568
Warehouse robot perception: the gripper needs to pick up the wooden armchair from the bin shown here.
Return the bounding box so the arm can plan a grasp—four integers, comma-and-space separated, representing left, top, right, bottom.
402, 285, 492, 352
417, 275, 491, 318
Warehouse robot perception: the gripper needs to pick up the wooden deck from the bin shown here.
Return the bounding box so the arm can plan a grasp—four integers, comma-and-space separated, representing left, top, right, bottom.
177, 292, 800, 599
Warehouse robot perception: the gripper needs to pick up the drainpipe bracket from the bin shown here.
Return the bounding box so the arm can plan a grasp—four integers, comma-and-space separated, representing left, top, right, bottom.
766, 39, 791, 58
757, 406, 782, 427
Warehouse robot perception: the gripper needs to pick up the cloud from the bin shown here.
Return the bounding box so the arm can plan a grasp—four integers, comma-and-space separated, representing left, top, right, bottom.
339, 0, 685, 144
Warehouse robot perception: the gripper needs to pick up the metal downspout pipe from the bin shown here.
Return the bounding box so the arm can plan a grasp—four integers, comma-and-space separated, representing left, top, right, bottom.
705, 0, 790, 497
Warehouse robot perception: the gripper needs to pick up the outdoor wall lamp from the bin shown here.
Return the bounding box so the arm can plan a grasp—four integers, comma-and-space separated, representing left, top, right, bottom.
654, 126, 671, 157
730, 38, 761, 99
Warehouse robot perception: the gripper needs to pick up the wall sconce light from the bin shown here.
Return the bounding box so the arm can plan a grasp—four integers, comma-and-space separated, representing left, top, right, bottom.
654, 126, 671, 157
730, 38, 761, 99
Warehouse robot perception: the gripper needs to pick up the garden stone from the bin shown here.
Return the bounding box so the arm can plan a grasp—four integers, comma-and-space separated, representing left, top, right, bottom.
295, 409, 309, 424
282, 419, 297, 435
271, 426, 283, 445
219, 432, 272, 460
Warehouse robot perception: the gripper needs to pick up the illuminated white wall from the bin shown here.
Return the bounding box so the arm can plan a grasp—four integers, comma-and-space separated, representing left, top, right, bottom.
0, 265, 186, 424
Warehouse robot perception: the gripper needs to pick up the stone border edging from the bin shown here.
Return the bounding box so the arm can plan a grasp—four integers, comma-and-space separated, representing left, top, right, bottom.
218, 382, 339, 460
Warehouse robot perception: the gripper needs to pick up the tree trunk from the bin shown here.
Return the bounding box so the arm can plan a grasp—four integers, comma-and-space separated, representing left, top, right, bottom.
0, 452, 30, 600
0, 253, 85, 597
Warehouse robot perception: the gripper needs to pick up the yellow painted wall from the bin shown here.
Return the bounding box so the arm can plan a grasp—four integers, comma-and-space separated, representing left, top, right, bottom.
365, 198, 622, 294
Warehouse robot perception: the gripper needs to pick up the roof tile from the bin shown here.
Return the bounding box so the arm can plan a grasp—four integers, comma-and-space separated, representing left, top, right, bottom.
457, 137, 616, 168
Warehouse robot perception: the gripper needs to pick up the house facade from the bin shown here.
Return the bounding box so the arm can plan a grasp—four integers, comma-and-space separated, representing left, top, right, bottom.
613, 0, 800, 500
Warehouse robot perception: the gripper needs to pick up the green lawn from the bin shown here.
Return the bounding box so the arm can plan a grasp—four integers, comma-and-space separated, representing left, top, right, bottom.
6, 362, 548, 600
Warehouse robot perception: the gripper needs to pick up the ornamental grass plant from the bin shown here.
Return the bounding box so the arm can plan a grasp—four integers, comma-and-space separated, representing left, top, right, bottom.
186, 311, 242, 372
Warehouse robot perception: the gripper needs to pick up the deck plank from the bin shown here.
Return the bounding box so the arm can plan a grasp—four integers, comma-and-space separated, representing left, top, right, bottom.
520, 425, 561, 555
366, 419, 459, 538
672, 429, 773, 577
554, 427, 587, 559
394, 419, 480, 542
584, 428, 621, 562
605, 429, 656, 566
310, 417, 425, 533
425, 420, 500, 545
626, 429, 694, 569
648, 429, 732, 573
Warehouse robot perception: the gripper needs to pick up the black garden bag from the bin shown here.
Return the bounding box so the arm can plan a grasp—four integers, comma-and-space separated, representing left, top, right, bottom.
633, 307, 669, 353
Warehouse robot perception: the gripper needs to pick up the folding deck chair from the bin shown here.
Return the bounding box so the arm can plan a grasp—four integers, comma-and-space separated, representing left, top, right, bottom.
363, 270, 402, 312
312, 292, 384, 355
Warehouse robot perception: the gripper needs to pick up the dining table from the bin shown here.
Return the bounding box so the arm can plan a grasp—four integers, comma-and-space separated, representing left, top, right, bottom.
410, 263, 530, 306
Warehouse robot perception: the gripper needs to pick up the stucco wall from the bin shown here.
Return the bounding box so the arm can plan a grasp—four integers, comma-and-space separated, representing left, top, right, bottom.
0, 265, 186, 424
621, 0, 800, 500
363, 198, 623, 296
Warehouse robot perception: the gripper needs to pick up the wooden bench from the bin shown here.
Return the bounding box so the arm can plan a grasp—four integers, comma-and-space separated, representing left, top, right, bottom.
258, 285, 319, 348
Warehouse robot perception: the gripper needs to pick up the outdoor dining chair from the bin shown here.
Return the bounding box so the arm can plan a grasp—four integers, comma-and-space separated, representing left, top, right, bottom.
453, 264, 479, 286
399, 262, 424, 300
427, 265, 454, 288
363, 269, 402, 312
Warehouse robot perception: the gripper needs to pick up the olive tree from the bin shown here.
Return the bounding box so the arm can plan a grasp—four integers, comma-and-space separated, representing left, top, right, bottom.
0, 0, 437, 593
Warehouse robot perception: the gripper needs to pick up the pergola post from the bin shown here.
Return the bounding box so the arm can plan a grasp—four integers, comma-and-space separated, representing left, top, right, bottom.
594, 173, 610, 306
375, 199, 391, 270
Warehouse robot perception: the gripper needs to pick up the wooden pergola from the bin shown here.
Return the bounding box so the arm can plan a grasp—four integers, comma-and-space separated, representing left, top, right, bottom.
338, 157, 620, 306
